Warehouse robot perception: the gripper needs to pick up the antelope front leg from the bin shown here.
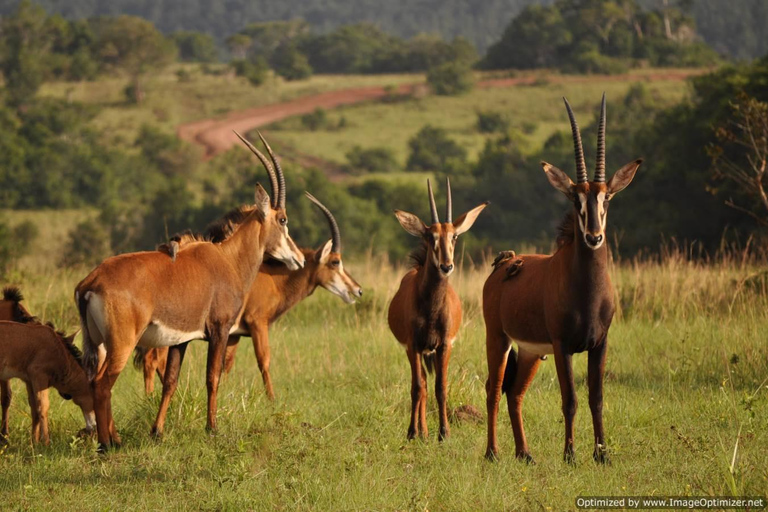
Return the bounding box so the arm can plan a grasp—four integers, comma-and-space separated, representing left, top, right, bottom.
1, 380, 10, 444
588, 339, 609, 464
151, 342, 189, 438
434, 343, 452, 441
406, 346, 426, 440
485, 334, 510, 460
553, 343, 577, 464
205, 329, 230, 433
250, 323, 275, 400
26, 384, 50, 446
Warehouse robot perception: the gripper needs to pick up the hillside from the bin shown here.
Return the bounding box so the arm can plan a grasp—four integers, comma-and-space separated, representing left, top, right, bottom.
0, 0, 765, 59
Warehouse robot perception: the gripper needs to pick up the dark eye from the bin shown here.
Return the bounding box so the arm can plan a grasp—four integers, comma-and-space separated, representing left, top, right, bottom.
279, 217, 287, 226
452, 234, 458, 241
331, 260, 340, 267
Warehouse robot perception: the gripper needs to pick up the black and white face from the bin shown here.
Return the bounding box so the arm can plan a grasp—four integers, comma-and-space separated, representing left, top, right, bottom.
542, 159, 643, 251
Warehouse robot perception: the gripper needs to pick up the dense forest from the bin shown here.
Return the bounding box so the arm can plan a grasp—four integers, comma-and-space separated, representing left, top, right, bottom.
0, 0, 764, 60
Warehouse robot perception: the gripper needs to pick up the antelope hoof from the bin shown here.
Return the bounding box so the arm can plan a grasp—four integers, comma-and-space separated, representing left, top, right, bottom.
150, 426, 163, 440
206, 424, 218, 436
593, 447, 610, 465
564, 448, 576, 465
0, 434, 9, 447
438, 427, 449, 442
97, 442, 110, 454
484, 447, 499, 462
516, 451, 536, 465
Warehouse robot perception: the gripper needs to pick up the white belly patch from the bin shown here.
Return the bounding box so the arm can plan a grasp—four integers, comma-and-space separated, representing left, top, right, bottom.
138, 321, 206, 348
516, 341, 554, 356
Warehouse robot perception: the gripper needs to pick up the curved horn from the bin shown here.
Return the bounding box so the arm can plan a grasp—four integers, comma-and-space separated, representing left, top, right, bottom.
257, 131, 286, 209
563, 97, 588, 184
234, 130, 279, 207
445, 176, 452, 223
427, 179, 439, 225
594, 92, 607, 183
305, 192, 341, 253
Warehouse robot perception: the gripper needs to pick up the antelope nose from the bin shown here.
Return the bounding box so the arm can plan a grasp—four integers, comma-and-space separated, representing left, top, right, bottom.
357, 288, 363, 297
440, 263, 454, 274
586, 233, 603, 246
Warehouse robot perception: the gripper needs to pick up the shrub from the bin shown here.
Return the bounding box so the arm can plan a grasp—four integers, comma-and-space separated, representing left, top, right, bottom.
271, 43, 312, 81
346, 146, 399, 174
407, 125, 467, 172
476, 110, 510, 133
0, 219, 38, 276
301, 108, 329, 131
60, 218, 111, 268
426, 61, 474, 96
231, 57, 269, 86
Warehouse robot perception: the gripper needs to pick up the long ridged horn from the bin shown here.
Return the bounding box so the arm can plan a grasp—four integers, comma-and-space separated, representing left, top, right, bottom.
257, 131, 286, 209
594, 93, 607, 183
427, 179, 439, 225
563, 97, 588, 184
445, 176, 452, 223
305, 192, 341, 253
234, 130, 279, 207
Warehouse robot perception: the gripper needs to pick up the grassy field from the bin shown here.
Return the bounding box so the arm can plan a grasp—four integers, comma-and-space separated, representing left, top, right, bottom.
266, 72, 692, 174
38, 64, 420, 148
0, 248, 766, 510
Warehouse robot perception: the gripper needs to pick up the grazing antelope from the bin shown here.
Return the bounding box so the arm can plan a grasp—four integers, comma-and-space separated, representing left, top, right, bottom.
75, 132, 306, 451
140, 192, 363, 400
388, 179, 488, 441
483, 95, 642, 463
0, 288, 95, 445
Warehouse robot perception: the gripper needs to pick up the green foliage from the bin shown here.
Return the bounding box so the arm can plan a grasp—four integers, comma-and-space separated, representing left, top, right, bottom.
407, 125, 468, 173
271, 43, 312, 81
59, 218, 110, 268
427, 60, 474, 96
301, 108, 329, 131
482, 0, 720, 73
0, 217, 38, 277
345, 146, 399, 174
476, 110, 510, 134
171, 31, 217, 63
231, 57, 269, 86
0, 1, 51, 106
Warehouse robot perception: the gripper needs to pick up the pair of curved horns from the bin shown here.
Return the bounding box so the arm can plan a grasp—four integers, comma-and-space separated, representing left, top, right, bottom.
427, 177, 452, 224
563, 93, 607, 184
305, 192, 341, 253
233, 130, 287, 208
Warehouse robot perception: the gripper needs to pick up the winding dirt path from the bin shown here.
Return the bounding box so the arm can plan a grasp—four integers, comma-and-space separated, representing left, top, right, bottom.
177, 69, 704, 160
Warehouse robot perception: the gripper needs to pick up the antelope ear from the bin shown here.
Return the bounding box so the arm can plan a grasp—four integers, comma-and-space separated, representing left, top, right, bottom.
453, 202, 489, 236
315, 239, 333, 263
65, 330, 80, 344
607, 159, 643, 197
542, 161, 576, 200
254, 183, 271, 217
394, 210, 427, 237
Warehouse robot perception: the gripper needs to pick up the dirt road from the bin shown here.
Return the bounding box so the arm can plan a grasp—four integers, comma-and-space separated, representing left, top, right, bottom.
177, 69, 703, 160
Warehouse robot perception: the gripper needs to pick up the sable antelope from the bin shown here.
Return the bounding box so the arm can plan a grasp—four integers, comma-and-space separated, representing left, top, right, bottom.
140, 192, 363, 400
388, 179, 488, 440
0, 287, 95, 445
75, 132, 306, 451
483, 95, 642, 463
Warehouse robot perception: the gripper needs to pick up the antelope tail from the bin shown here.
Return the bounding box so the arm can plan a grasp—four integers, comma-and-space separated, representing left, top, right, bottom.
133, 347, 148, 370
501, 346, 518, 394
423, 352, 435, 375
76, 291, 100, 381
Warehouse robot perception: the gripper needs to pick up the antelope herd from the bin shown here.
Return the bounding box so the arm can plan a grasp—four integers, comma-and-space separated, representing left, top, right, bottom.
0, 96, 638, 464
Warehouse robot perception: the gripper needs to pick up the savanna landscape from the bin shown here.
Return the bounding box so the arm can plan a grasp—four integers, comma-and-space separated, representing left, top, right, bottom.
0, 0, 767, 510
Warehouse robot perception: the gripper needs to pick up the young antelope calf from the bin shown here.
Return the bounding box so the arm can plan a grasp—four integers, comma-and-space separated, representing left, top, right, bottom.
388, 179, 488, 440
0, 321, 95, 445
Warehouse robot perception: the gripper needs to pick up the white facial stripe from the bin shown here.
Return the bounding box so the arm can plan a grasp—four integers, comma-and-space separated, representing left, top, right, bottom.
577, 194, 588, 234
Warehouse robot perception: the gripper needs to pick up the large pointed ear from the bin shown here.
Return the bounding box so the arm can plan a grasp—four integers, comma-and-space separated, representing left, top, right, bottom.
453, 201, 489, 236
254, 183, 271, 217
315, 239, 333, 263
394, 210, 427, 237
542, 161, 576, 200
65, 330, 80, 344
607, 159, 643, 197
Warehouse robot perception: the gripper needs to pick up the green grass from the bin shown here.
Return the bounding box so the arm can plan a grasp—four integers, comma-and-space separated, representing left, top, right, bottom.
37, 64, 420, 148
0, 251, 766, 510
267, 72, 691, 173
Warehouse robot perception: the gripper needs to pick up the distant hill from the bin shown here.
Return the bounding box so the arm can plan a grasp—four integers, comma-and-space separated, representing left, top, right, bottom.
0, 0, 765, 59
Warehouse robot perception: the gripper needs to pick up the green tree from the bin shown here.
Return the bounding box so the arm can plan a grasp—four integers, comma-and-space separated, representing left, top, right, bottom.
271, 42, 312, 81
426, 60, 474, 96
172, 31, 217, 62
96, 16, 177, 104
407, 125, 468, 173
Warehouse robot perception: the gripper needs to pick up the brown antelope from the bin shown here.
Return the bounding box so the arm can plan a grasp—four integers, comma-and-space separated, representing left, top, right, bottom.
75, 132, 306, 451
388, 179, 488, 441
140, 192, 363, 400
483, 95, 642, 463
1, 287, 95, 445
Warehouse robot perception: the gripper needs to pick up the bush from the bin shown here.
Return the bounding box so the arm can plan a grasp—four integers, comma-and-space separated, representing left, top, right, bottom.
476, 110, 510, 133
407, 125, 467, 173
231, 57, 269, 86
0, 219, 38, 276
426, 61, 474, 96
60, 218, 111, 268
301, 108, 329, 131
345, 146, 399, 174
271, 43, 312, 81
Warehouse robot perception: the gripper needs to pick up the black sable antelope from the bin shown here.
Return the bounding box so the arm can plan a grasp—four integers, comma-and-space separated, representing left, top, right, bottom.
483, 94, 642, 463
388, 179, 488, 441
